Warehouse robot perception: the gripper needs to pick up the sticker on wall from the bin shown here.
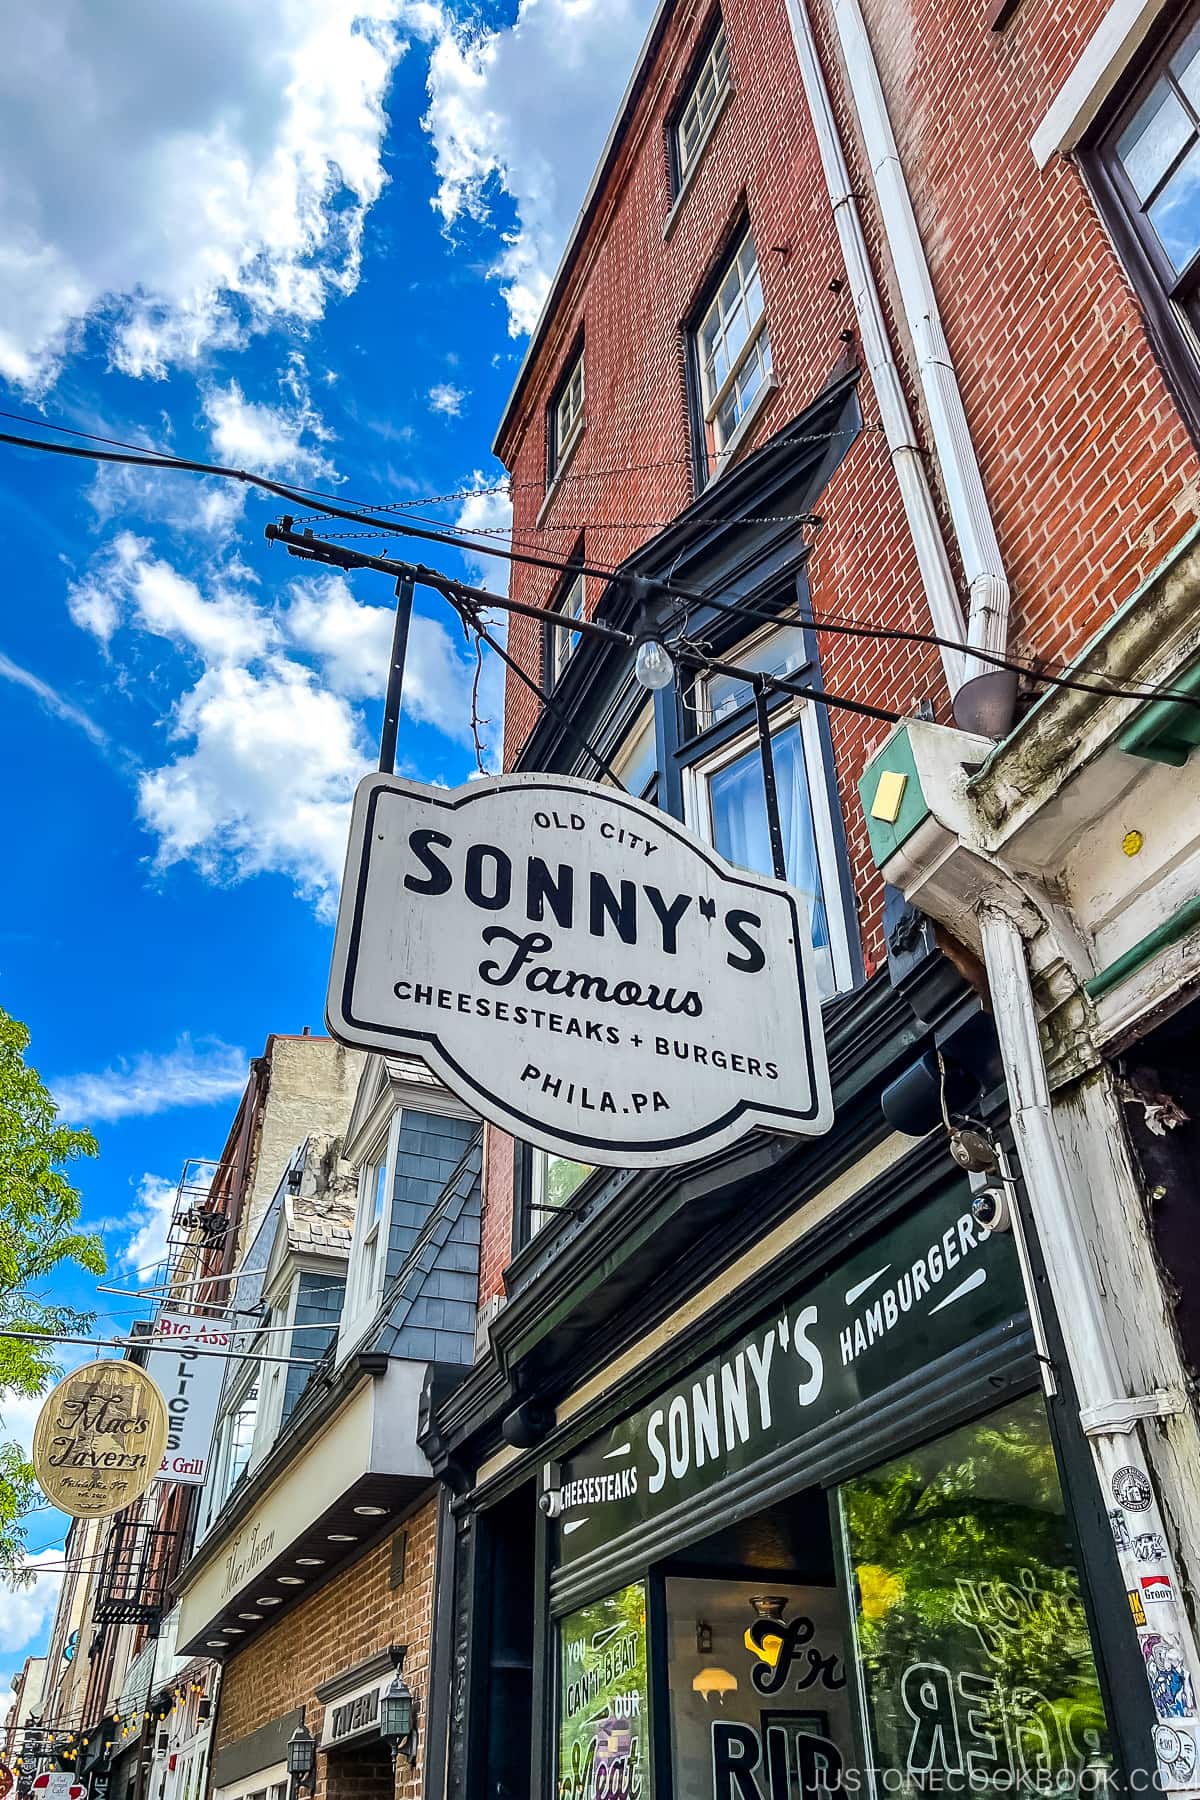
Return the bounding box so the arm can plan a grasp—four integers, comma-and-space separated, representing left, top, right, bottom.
1112, 1465, 1153, 1512
1155, 1725, 1199, 1787
1141, 1629, 1198, 1721
1130, 1588, 1148, 1628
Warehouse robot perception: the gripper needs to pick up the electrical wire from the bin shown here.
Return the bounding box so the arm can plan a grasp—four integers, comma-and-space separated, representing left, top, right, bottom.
4, 426, 1198, 716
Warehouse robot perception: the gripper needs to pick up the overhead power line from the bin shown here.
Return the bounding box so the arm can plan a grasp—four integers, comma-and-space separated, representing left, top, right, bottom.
2, 425, 1198, 717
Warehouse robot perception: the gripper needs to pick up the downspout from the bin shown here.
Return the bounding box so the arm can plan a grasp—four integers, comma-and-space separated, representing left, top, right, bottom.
824, 0, 1016, 739
784, 0, 970, 702
980, 907, 1200, 1794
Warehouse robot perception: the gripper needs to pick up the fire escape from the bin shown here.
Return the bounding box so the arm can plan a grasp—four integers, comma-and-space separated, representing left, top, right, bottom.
94, 1519, 178, 1627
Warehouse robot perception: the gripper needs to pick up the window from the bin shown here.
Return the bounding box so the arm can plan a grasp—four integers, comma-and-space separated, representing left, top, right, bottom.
694, 227, 772, 478
675, 21, 732, 187
349, 1132, 390, 1326
549, 348, 585, 479
684, 628, 854, 997
608, 703, 659, 800
840, 1393, 1113, 1795
548, 571, 585, 688
528, 1150, 593, 1239
202, 1368, 260, 1533
1090, 13, 1200, 433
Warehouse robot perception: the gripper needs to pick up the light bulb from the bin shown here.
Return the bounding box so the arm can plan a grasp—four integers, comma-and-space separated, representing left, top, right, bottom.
634, 637, 674, 691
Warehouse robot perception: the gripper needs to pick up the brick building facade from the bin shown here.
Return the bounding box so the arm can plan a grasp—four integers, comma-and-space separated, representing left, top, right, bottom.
429, 0, 1200, 1795
212, 1501, 438, 1800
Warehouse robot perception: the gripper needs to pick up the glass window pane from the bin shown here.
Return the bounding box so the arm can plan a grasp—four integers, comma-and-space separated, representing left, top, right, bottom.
840, 1393, 1114, 1799
610, 706, 657, 797
558, 1583, 649, 1797
1148, 138, 1200, 272
703, 626, 807, 721
1117, 82, 1192, 201
1171, 18, 1200, 112
369, 1156, 388, 1227
706, 721, 828, 987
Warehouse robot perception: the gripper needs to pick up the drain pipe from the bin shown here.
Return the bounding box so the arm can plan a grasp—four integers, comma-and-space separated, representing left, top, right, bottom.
820, 0, 1015, 739
783, 0, 968, 702
980, 906, 1200, 1793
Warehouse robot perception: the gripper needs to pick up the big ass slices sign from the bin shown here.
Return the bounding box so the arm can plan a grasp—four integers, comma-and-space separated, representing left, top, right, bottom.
327, 773, 831, 1167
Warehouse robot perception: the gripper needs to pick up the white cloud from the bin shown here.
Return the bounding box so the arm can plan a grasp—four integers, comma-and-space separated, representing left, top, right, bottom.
89, 461, 247, 542
0, 1551, 64, 1653
423, 0, 657, 333
51, 1035, 247, 1125
0, 1, 418, 392
283, 568, 501, 747
121, 1173, 180, 1277
68, 533, 271, 664
456, 474, 513, 596
203, 369, 336, 482
427, 381, 467, 417
0, 650, 109, 748
137, 658, 370, 917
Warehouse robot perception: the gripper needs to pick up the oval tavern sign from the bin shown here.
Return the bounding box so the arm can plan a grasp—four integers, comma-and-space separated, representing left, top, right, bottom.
327, 773, 832, 1168
33, 1360, 169, 1519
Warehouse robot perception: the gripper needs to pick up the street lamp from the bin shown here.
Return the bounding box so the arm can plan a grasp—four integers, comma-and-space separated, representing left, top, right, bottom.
286, 1722, 316, 1800
379, 1663, 418, 1771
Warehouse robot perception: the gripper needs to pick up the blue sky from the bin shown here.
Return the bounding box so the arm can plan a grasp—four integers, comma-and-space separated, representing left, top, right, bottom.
0, 0, 658, 1688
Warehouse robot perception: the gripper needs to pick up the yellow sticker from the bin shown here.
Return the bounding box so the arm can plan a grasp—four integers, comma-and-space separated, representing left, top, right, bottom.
1128, 1587, 1147, 1627
870, 769, 908, 824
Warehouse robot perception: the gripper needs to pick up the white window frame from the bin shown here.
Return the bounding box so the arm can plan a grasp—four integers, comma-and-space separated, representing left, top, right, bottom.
342, 1115, 399, 1350
528, 1150, 594, 1240
213, 1765, 287, 1800
551, 351, 585, 477
676, 22, 732, 185
248, 1273, 300, 1462
695, 229, 772, 470
201, 1362, 261, 1539
550, 571, 585, 686
683, 693, 854, 996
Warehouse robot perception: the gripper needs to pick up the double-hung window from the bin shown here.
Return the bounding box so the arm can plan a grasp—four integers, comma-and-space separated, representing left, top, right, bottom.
1088, 12, 1200, 430
675, 21, 732, 189
548, 570, 585, 689
683, 624, 854, 997
351, 1135, 390, 1323
694, 228, 772, 479
549, 348, 585, 481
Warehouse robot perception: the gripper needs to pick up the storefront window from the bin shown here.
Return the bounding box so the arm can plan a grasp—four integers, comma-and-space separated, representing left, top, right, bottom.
558, 1581, 650, 1798
840, 1394, 1113, 1797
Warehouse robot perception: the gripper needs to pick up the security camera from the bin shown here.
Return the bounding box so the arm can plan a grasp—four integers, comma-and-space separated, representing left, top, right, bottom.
539, 1490, 563, 1518
971, 1186, 1011, 1233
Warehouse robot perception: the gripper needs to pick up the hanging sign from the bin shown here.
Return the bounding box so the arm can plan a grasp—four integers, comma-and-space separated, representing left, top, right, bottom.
0, 1766, 14, 1800
32, 1361, 169, 1519
327, 773, 832, 1167
31, 1775, 86, 1800
548, 1184, 1027, 1565
145, 1312, 232, 1486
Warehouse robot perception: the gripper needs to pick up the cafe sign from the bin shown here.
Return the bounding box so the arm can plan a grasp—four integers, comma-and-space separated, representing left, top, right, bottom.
33, 1361, 168, 1519
549, 1186, 1027, 1563
327, 773, 831, 1167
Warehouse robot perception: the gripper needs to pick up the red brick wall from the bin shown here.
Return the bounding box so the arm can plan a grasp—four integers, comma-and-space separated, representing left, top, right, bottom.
478, 0, 1200, 1301
213, 1501, 437, 1800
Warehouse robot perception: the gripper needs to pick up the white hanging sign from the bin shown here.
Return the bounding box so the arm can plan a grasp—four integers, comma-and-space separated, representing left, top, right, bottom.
146, 1311, 232, 1485
327, 773, 832, 1168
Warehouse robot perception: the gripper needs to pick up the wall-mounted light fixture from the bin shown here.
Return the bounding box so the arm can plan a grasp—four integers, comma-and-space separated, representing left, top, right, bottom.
696, 1620, 713, 1655
380, 1650, 419, 1770
286, 1720, 316, 1800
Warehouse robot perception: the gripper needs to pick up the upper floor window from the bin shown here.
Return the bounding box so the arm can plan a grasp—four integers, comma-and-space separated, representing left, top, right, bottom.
609, 702, 658, 800
1089, 13, 1200, 436
675, 21, 732, 189
548, 570, 585, 689
681, 625, 855, 997
549, 348, 585, 480
694, 228, 773, 480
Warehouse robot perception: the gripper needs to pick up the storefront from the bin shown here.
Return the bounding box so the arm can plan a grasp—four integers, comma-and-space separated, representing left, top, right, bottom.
437, 1132, 1156, 1799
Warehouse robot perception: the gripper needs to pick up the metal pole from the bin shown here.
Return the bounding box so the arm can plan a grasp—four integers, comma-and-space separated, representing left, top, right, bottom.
378, 576, 414, 775
753, 677, 788, 882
